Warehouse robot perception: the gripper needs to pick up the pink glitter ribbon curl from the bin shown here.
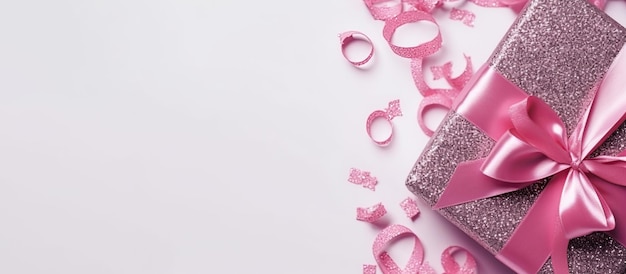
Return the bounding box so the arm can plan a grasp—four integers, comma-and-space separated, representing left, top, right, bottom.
436, 45, 626, 274
373, 224, 436, 274
348, 168, 379, 191
372, 225, 478, 273
382, 11, 474, 137
339, 31, 375, 67
366, 99, 403, 146
440, 246, 477, 274
357, 203, 388, 222
364, 0, 444, 20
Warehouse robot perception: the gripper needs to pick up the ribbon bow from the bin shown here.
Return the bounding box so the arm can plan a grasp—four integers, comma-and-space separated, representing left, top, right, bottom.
434, 46, 626, 273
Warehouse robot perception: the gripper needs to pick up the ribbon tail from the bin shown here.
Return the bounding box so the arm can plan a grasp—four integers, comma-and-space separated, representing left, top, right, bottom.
550, 226, 570, 274
434, 159, 531, 209
497, 173, 566, 274
593, 176, 626, 247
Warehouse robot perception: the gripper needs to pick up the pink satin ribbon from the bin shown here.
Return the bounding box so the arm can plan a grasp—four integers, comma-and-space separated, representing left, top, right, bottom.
372, 225, 477, 274
436, 44, 626, 273
367, 0, 609, 136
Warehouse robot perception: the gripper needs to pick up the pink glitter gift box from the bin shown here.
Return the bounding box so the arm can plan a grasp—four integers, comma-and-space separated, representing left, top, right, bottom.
406, 0, 626, 273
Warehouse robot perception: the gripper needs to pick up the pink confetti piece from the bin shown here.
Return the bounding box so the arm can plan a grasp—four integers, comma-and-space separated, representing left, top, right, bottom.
362, 264, 377, 274
450, 8, 476, 27
348, 168, 378, 191
400, 197, 421, 219
384, 99, 402, 119
403, 0, 442, 13
356, 203, 387, 222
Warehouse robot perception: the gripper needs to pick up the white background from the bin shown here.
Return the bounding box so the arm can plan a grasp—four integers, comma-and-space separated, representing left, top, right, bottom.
1, 1, 626, 273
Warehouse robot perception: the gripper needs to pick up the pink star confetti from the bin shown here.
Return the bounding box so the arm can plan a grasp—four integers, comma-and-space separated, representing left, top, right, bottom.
450, 8, 476, 27
356, 203, 387, 223
400, 197, 420, 219
348, 168, 378, 191
363, 264, 377, 274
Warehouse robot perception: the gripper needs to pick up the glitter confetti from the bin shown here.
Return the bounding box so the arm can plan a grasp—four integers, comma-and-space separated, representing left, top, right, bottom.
362, 264, 377, 274
406, 0, 626, 272
356, 203, 387, 222
400, 197, 420, 219
384, 99, 402, 119
450, 8, 476, 27
348, 168, 378, 191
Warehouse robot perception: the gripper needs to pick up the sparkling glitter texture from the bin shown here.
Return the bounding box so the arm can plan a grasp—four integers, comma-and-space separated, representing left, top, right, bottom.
362, 264, 377, 274
400, 197, 420, 219
356, 203, 387, 222
384, 99, 402, 119
348, 168, 378, 191
406, 0, 626, 272
450, 8, 475, 27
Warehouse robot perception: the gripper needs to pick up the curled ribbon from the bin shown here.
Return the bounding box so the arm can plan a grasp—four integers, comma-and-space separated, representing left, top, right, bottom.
441, 246, 476, 274
382, 10, 474, 137
372, 224, 477, 274
366, 99, 403, 146
357, 203, 388, 223
435, 44, 626, 273
373, 224, 436, 274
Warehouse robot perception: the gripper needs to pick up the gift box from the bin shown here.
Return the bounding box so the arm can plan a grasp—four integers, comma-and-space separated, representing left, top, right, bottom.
405, 0, 626, 273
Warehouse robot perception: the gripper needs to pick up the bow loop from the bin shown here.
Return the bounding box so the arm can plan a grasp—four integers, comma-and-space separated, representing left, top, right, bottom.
481, 131, 569, 182
583, 156, 626, 187
509, 96, 571, 163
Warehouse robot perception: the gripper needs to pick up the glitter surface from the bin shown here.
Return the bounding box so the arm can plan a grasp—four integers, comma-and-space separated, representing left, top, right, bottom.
450, 8, 475, 27
356, 203, 387, 222
362, 264, 377, 274
348, 168, 378, 191
400, 197, 420, 219
406, 0, 626, 272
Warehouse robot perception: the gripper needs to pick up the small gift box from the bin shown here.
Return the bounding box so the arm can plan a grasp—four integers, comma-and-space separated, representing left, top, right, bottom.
406, 0, 626, 273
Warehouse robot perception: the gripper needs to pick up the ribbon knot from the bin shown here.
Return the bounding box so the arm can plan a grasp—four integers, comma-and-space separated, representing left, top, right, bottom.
434, 45, 626, 273
481, 95, 620, 242
569, 160, 585, 172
